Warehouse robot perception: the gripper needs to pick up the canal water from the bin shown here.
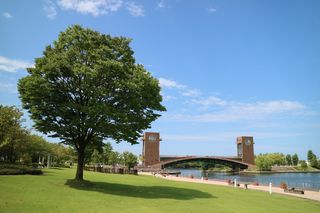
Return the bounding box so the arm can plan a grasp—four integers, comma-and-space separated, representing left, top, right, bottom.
176, 169, 320, 191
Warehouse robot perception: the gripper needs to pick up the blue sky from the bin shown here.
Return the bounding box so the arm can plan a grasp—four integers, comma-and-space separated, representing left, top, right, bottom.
0, 0, 319, 160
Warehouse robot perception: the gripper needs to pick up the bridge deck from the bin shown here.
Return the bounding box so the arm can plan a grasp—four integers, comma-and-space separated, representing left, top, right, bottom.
148, 155, 253, 170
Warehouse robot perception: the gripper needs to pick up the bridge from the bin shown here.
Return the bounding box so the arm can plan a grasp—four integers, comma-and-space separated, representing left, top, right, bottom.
155, 155, 250, 170
142, 132, 255, 170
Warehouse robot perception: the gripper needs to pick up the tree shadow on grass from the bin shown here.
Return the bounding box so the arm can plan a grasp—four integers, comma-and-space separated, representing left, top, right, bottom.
65, 179, 215, 200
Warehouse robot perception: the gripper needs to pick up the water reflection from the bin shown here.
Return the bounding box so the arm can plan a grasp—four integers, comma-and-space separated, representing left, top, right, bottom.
176, 169, 320, 191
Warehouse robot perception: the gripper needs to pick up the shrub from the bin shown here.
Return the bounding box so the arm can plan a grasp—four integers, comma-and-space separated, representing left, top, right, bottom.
300, 160, 308, 170
255, 155, 273, 171
0, 164, 43, 175
0, 168, 43, 175
31, 163, 39, 168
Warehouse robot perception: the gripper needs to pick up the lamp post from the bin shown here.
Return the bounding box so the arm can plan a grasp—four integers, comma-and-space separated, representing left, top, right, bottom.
269, 182, 272, 194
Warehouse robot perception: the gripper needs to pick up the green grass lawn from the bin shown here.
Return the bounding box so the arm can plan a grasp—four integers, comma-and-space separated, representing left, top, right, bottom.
0, 168, 319, 213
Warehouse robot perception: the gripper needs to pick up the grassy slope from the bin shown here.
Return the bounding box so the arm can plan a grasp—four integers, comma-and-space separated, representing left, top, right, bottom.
0, 168, 319, 213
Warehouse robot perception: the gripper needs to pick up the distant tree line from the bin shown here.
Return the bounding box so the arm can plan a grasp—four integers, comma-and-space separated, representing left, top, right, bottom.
164, 161, 231, 171
307, 150, 320, 169
0, 104, 138, 170
0, 105, 75, 167
88, 142, 138, 170
255, 151, 320, 171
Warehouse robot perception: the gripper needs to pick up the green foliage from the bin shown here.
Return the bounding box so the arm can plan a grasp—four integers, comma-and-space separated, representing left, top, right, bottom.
254, 153, 302, 170
307, 150, 315, 162
0, 105, 23, 147
84, 142, 130, 169
300, 160, 308, 170
108, 151, 121, 166
122, 151, 138, 170
18, 25, 165, 180
285, 154, 292, 166
255, 154, 273, 171
0, 105, 29, 163
26, 135, 51, 163
49, 143, 76, 166
307, 150, 318, 169
310, 156, 318, 168
200, 162, 209, 170
165, 161, 228, 170
90, 149, 102, 164
100, 142, 113, 164
267, 153, 286, 165
292, 153, 299, 166
0, 104, 75, 166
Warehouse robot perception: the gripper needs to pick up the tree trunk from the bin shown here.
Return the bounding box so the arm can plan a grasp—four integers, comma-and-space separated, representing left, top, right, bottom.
47, 154, 51, 168
75, 148, 85, 180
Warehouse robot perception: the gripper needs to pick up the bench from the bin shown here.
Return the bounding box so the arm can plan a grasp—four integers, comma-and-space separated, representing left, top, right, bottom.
284, 187, 304, 195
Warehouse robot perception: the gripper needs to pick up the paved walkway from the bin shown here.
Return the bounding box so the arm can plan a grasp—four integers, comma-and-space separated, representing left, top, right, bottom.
139, 172, 320, 202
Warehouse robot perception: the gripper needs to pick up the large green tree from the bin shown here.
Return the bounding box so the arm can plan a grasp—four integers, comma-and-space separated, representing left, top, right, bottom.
18, 25, 165, 180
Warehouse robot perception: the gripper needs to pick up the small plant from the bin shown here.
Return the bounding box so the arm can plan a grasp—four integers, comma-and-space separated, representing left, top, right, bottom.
279, 182, 287, 189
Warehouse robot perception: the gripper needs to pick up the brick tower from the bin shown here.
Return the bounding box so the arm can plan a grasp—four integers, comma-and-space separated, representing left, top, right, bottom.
142, 132, 161, 167
236, 136, 255, 165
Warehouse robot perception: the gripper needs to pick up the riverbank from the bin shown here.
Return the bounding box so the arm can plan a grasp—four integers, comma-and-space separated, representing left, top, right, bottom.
243, 165, 320, 174
139, 172, 320, 202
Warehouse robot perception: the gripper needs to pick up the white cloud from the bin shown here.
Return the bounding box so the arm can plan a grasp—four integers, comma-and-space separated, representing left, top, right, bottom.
0, 56, 33, 73
233, 101, 305, 114
162, 131, 303, 143
57, 0, 123, 16
126, 2, 145, 17
162, 94, 176, 101
2, 12, 13, 18
157, 0, 166, 8
159, 78, 309, 122
43, 0, 57, 19
167, 100, 306, 122
181, 89, 200, 97
159, 77, 200, 98
159, 78, 185, 89
193, 96, 227, 107
207, 7, 217, 13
